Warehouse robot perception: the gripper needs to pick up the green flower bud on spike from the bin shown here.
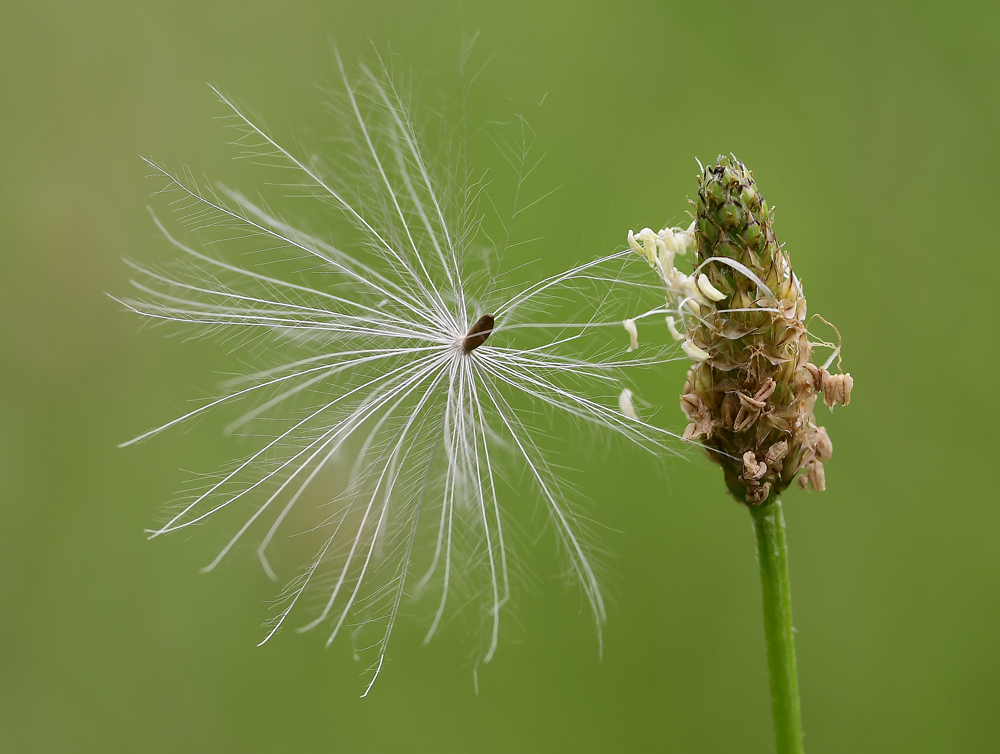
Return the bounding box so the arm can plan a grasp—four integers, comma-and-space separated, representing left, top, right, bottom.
628, 155, 853, 505
680, 155, 852, 504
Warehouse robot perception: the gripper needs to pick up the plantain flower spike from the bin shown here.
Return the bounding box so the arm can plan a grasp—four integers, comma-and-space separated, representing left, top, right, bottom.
638, 155, 853, 505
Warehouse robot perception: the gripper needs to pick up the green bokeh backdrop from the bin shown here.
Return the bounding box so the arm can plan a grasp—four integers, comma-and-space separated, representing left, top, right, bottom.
2, 2, 998, 752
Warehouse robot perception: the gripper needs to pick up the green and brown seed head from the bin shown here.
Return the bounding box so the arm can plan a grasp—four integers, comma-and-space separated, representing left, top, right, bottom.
677, 156, 851, 505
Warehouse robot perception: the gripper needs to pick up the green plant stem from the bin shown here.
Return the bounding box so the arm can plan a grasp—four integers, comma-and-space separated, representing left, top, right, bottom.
749, 498, 804, 754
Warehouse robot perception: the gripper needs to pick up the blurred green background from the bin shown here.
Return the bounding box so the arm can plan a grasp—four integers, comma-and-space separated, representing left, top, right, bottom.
2, 1, 999, 752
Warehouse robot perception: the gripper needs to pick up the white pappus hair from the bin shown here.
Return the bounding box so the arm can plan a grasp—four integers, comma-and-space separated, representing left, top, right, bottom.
117, 51, 682, 695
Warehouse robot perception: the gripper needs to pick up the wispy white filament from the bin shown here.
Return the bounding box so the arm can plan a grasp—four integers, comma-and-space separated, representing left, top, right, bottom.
119, 55, 682, 694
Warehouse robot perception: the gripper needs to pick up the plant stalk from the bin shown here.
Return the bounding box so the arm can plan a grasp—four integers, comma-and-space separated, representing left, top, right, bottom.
749, 498, 804, 754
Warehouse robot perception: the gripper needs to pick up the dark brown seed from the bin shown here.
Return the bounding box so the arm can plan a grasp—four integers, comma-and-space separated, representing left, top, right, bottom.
462, 314, 495, 353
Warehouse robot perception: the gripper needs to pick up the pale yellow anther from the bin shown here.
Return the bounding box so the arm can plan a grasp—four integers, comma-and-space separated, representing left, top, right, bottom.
682, 338, 710, 362
684, 276, 709, 306
636, 228, 659, 267
656, 230, 679, 254
655, 239, 675, 272
665, 269, 701, 315
675, 220, 696, 255
623, 318, 639, 352
657, 221, 696, 257
627, 229, 643, 256
665, 315, 685, 342
697, 274, 726, 302
628, 228, 658, 267
682, 220, 696, 251
618, 388, 638, 420
664, 267, 687, 296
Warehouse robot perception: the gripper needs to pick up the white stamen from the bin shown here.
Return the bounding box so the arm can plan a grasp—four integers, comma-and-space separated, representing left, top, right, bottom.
636, 228, 659, 267
684, 276, 709, 306
666, 315, 684, 342
682, 339, 710, 362
628, 229, 656, 267
623, 318, 639, 352
618, 388, 638, 420
697, 274, 726, 302
627, 229, 642, 256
